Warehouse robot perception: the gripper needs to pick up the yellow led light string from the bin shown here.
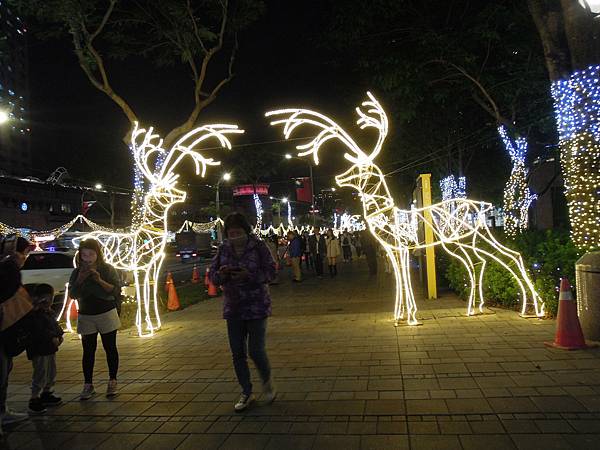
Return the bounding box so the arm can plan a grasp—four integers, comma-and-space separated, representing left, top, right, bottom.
82, 123, 243, 337
267, 92, 544, 324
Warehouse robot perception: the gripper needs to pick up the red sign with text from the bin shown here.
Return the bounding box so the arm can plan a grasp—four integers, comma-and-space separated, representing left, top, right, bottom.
233, 184, 270, 197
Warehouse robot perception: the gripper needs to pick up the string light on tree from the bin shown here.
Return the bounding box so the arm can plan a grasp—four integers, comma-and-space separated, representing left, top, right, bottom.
440, 175, 467, 202
268, 92, 544, 324
498, 125, 537, 238
551, 64, 600, 250
81, 122, 243, 336
253, 193, 263, 231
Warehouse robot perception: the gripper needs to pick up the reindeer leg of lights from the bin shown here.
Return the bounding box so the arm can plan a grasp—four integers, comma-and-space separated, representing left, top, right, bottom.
396, 247, 418, 325
440, 241, 477, 316
474, 222, 544, 317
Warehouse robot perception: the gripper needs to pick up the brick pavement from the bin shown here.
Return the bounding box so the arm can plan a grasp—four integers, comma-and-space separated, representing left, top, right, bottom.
2, 258, 600, 449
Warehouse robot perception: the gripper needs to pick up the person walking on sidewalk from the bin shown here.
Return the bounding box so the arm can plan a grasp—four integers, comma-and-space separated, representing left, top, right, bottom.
302, 231, 313, 271
287, 231, 303, 282
0, 235, 35, 436
341, 230, 352, 262
26, 284, 63, 415
210, 213, 277, 412
68, 239, 121, 401
310, 233, 322, 278
361, 231, 378, 276
265, 234, 280, 285
325, 229, 341, 278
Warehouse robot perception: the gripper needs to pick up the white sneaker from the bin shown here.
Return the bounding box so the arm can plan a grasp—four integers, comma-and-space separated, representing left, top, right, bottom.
234, 393, 254, 412
106, 379, 118, 398
80, 384, 95, 400
1, 410, 29, 425
262, 379, 277, 404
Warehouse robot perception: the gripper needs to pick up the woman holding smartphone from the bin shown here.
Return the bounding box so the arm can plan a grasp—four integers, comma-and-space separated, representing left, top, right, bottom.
209, 213, 277, 412
68, 239, 121, 400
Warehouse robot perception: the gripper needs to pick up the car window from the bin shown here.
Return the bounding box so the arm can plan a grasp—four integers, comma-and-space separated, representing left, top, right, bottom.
23, 253, 74, 270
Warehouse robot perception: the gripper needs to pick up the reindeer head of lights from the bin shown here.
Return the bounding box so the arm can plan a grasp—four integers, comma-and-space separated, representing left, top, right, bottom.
76, 123, 243, 336
267, 92, 544, 325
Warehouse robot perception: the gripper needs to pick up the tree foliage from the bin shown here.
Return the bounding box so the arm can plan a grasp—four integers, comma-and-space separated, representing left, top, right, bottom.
13, 0, 264, 145
318, 0, 554, 202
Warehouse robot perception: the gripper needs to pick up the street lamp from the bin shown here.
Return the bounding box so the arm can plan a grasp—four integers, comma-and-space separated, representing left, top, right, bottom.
0, 110, 9, 125
215, 172, 232, 241
95, 183, 103, 190
285, 153, 292, 159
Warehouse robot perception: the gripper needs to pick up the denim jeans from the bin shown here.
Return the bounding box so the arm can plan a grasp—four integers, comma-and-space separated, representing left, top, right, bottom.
226, 318, 271, 396
0, 343, 13, 414
31, 354, 57, 398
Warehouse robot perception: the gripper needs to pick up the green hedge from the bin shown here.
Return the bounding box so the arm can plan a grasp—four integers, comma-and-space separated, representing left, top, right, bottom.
443, 229, 582, 317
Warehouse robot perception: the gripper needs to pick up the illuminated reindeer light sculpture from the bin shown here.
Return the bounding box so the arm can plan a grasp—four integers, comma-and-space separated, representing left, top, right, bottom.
83, 123, 243, 336
267, 92, 544, 325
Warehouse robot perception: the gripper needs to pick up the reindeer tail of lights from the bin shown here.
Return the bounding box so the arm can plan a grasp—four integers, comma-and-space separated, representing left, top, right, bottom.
82, 122, 243, 337
266, 92, 544, 325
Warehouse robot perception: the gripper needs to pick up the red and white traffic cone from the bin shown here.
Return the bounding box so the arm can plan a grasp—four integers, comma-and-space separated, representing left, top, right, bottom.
545, 278, 589, 350
191, 264, 200, 284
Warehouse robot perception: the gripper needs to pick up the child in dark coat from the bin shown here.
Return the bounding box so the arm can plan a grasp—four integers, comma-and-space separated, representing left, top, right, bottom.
26, 284, 63, 414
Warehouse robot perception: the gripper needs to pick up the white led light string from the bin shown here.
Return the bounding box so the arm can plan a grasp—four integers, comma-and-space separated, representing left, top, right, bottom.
267, 92, 545, 325
81, 123, 243, 336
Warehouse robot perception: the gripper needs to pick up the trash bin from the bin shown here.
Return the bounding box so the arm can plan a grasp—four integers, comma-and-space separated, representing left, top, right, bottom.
576, 251, 600, 341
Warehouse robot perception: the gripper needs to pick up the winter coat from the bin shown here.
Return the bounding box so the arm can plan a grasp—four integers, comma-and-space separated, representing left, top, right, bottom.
325, 237, 341, 259
209, 235, 276, 320
1, 257, 35, 357
26, 309, 64, 359
317, 236, 327, 256
308, 234, 318, 255
288, 236, 303, 258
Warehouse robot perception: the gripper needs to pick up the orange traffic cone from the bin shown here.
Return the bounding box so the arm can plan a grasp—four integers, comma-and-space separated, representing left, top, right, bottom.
165, 272, 174, 292
68, 300, 78, 321
167, 281, 181, 311
204, 267, 210, 286
192, 264, 200, 284
207, 271, 218, 297
545, 278, 588, 350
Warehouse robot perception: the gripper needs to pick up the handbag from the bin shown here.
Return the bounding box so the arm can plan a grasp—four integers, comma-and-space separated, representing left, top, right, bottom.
0, 286, 33, 332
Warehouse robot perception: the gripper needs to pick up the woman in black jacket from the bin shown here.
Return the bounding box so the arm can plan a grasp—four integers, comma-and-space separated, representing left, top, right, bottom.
0, 235, 35, 434
68, 239, 121, 400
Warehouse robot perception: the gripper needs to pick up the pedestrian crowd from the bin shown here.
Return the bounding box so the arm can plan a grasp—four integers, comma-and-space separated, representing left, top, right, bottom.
268, 227, 381, 283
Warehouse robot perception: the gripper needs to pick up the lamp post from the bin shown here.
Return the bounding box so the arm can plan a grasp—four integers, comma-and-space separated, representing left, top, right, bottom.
216, 172, 231, 241
285, 153, 315, 224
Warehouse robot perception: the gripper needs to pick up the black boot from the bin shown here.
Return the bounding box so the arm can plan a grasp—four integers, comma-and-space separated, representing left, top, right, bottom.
333, 265, 338, 277
329, 265, 334, 278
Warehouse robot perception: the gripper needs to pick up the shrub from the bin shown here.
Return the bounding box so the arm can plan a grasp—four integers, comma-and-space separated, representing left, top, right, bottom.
442, 229, 582, 317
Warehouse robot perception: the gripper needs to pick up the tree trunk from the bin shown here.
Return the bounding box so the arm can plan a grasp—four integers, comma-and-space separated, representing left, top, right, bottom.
561, 0, 600, 70
529, 0, 600, 249
527, 0, 572, 80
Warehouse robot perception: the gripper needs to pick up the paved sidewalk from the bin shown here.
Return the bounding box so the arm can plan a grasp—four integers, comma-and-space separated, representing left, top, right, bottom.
3, 258, 600, 450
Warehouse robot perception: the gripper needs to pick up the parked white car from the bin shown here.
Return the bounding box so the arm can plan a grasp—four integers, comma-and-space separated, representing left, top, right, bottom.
21, 251, 75, 296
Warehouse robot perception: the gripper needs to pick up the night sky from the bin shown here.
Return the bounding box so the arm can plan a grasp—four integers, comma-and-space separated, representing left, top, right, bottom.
26, 0, 360, 200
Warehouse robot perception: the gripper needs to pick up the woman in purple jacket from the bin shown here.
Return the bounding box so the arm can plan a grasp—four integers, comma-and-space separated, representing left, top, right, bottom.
209, 213, 277, 412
